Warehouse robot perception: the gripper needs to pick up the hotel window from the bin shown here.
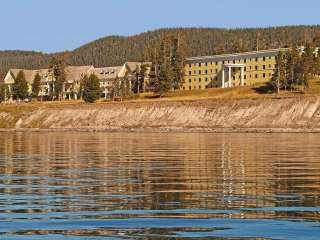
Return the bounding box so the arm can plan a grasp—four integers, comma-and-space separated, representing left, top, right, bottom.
205, 77, 208, 82
189, 64, 192, 68
250, 66, 252, 70
263, 73, 266, 78
244, 67, 246, 71
269, 64, 272, 68
233, 60, 236, 64
205, 62, 208, 67
244, 75, 247, 79
215, 62, 218, 65
194, 70, 196, 74
199, 63, 202, 67
255, 74, 258, 79
199, 70, 202, 74
211, 69, 213, 73
205, 70, 208, 74
189, 71, 192, 75
189, 86, 192, 90
263, 65, 266, 70
263, 57, 266, 61
199, 78, 201, 82
216, 69, 218, 73
189, 79, 192, 83
255, 58, 258, 62
199, 85, 202, 89
255, 66, 258, 70
223, 61, 225, 64
233, 76, 235, 80
244, 59, 247, 63
269, 73, 272, 77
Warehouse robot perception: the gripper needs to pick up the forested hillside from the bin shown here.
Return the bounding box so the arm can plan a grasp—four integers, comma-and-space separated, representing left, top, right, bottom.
1, 25, 320, 76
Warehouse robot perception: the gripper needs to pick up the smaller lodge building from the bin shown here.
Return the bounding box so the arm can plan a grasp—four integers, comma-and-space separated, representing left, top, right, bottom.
3, 62, 150, 101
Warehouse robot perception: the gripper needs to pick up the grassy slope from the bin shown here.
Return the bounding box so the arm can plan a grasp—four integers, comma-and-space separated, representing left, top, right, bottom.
135, 78, 320, 102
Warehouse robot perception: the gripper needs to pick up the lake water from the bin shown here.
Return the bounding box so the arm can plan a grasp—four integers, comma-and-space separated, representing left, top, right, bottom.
0, 132, 320, 240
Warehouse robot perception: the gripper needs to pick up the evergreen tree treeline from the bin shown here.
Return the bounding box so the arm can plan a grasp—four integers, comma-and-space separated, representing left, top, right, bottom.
2, 26, 320, 77
272, 39, 320, 93
148, 35, 186, 95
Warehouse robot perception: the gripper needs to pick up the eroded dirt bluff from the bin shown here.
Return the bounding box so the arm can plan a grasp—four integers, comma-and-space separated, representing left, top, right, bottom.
1, 97, 320, 131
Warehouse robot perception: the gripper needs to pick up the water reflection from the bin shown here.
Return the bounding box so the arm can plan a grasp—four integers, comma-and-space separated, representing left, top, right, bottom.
0, 132, 320, 239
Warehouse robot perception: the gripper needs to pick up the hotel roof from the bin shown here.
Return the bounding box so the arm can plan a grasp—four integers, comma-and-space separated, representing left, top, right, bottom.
93, 66, 123, 80
186, 48, 288, 63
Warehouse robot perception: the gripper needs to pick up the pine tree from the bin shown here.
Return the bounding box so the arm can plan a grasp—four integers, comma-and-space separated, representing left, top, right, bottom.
300, 44, 315, 89
272, 51, 287, 94
49, 56, 67, 100
82, 74, 101, 103
147, 35, 186, 95
120, 72, 132, 99
170, 36, 187, 89
32, 73, 41, 98
148, 37, 170, 96
110, 76, 121, 100
154, 63, 172, 96
286, 47, 300, 90
139, 64, 148, 93
315, 50, 320, 75
0, 83, 7, 103
157, 40, 169, 95
13, 70, 29, 101
132, 65, 141, 94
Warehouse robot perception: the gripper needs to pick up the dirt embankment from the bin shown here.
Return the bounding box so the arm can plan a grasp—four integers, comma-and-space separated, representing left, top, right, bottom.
1, 97, 320, 132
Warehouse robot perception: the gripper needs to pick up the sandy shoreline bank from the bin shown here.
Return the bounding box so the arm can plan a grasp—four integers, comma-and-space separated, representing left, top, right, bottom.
1, 127, 320, 133
2, 97, 320, 132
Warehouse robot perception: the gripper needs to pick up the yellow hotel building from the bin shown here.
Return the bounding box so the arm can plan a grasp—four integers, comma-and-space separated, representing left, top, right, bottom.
182, 48, 288, 90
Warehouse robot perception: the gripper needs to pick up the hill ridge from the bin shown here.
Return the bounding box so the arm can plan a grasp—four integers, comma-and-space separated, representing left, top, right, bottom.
1, 25, 320, 76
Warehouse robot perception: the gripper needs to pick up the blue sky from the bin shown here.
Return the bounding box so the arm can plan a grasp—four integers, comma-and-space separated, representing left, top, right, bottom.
1, 0, 319, 53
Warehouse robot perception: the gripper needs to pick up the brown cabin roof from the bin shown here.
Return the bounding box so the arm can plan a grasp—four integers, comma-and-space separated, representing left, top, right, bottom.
64, 66, 94, 82
93, 66, 122, 81
10, 69, 38, 84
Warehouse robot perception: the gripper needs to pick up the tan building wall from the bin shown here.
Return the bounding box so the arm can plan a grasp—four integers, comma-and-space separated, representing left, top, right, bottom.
182, 49, 286, 90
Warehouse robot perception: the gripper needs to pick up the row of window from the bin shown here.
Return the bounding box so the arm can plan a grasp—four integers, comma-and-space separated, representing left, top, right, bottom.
188, 65, 276, 76
186, 72, 273, 83
187, 56, 276, 68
